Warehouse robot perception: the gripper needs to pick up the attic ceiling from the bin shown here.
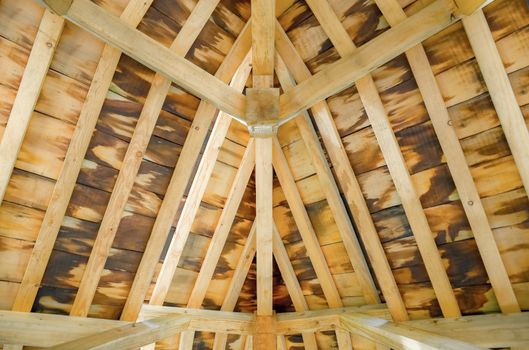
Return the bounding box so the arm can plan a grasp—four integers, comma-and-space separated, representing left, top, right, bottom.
0, 0, 529, 348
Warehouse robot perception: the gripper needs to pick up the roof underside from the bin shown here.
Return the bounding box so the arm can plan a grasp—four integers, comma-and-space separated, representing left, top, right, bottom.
1, 0, 529, 348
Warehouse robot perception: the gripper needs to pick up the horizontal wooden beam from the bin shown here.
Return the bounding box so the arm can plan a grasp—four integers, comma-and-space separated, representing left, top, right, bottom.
340, 314, 484, 350
277, 0, 458, 121
38, 0, 246, 120
47, 314, 192, 350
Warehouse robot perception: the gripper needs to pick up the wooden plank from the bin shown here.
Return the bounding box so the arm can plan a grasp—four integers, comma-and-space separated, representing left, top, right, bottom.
39, 0, 246, 120
179, 139, 255, 349
275, 55, 379, 305
10, 0, 153, 317
340, 313, 483, 350
274, 22, 409, 322
46, 314, 191, 350
375, 0, 520, 314
0, 10, 64, 203
300, 0, 459, 318
277, 0, 459, 121
121, 24, 252, 322
69, 0, 224, 317
251, 0, 275, 79
212, 224, 256, 350
272, 224, 318, 349
463, 10, 529, 203
255, 136, 274, 316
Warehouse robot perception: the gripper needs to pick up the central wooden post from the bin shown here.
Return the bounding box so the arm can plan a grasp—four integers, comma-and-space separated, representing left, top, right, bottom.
254, 314, 277, 349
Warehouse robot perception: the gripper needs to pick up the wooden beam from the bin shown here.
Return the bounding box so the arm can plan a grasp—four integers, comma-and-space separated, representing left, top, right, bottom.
251, 0, 275, 83
179, 138, 256, 349
272, 224, 319, 349
69, 0, 223, 317
11, 0, 152, 316
46, 314, 191, 350
254, 315, 276, 350
0, 10, 64, 203
340, 314, 483, 350
375, 0, 520, 314
274, 22, 409, 322
139, 305, 254, 334
303, 0, 460, 317
120, 24, 252, 322
255, 136, 274, 316
271, 137, 352, 348
463, 10, 529, 213
212, 224, 257, 350
275, 55, 379, 305
39, 0, 246, 119
277, 0, 459, 121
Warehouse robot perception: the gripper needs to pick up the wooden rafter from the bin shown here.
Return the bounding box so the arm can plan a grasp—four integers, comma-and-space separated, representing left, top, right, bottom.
275, 54, 379, 305
70, 0, 224, 317
179, 138, 256, 349
375, 0, 520, 314
277, 0, 459, 121
120, 23, 252, 322
304, 0, 461, 317
212, 224, 256, 350
38, 0, 246, 120
463, 10, 529, 215
271, 137, 353, 349
274, 22, 410, 322
0, 9, 64, 204
147, 55, 252, 308
10, 0, 153, 317
272, 224, 318, 349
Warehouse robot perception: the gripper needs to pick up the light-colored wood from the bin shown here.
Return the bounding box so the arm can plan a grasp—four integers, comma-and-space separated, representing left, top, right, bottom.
463, 10, 529, 207
302, 0, 459, 318
275, 55, 379, 305
277, 0, 457, 121
453, 0, 488, 15
42, 0, 246, 119
375, 0, 520, 314
277, 335, 288, 350
0, 10, 64, 203
254, 315, 276, 350
212, 224, 257, 350
272, 224, 318, 349
274, 22, 409, 322
251, 0, 274, 77
256, 136, 274, 316
340, 314, 483, 350
46, 314, 192, 350
130, 52, 251, 312
120, 25, 252, 322
180, 139, 256, 349
11, 0, 153, 315
70, 0, 222, 316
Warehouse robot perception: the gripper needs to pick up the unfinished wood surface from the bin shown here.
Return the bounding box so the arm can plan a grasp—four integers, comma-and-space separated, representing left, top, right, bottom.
0, 10, 63, 203
275, 55, 379, 305
300, 0, 460, 318
40, 0, 246, 119
212, 224, 256, 350
255, 136, 274, 316
251, 0, 275, 78
463, 10, 529, 200
11, 0, 153, 316
340, 313, 483, 350
274, 22, 410, 322
121, 26, 252, 322
272, 224, 318, 349
375, 0, 520, 314
277, 0, 458, 120
70, 0, 224, 317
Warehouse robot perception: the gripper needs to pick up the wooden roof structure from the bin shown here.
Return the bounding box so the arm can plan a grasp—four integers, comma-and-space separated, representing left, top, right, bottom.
0, 0, 529, 348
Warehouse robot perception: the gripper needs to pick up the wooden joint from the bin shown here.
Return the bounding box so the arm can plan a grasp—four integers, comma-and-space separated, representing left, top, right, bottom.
37, 0, 73, 15
453, 0, 487, 15
245, 88, 280, 132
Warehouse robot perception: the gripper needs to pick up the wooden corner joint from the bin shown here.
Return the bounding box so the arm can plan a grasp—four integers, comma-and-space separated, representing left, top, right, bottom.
452, 0, 488, 16
37, 0, 73, 15
245, 87, 280, 137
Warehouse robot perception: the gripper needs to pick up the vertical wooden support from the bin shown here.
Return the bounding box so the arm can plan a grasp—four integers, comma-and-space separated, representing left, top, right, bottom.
0, 10, 64, 203
254, 315, 277, 350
